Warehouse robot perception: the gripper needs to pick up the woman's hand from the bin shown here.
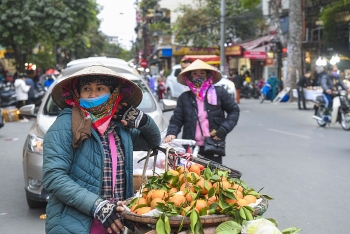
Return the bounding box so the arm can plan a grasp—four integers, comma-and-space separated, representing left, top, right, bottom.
163, 135, 176, 143
106, 201, 125, 234
113, 103, 146, 128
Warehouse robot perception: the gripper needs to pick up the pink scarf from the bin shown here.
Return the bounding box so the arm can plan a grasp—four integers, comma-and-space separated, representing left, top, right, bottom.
185, 76, 217, 105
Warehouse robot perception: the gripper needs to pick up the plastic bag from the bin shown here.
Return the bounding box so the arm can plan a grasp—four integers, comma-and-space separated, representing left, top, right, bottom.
241, 219, 282, 234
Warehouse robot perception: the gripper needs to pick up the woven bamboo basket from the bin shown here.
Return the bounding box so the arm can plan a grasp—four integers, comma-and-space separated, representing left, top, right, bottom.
121, 196, 269, 229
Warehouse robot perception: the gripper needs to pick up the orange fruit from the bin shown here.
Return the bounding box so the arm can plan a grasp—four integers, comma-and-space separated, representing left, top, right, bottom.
196, 178, 213, 195
188, 164, 201, 176
232, 183, 244, 192
136, 206, 152, 215
185, 191, 195, 203
179, 174, 185, 183
191, 199, 207, 213
146, 189, 155, 203
130, 204, 138, 213
225, 198, 237, 205
151, 189, 168, 200
142, 188, 149, 198
168, 187, 178, 196
167, 169, 179, 176
213, 181, 231, 191
237, 199, 249, 207
233, 190, 243, 200
177, 166, 189, 174
185, 172, 200, 183
150, 198, 165, 209
244, 195, 257, 204
207, 195, 218, 206
168, 194, 186, 207
180, 182, 195, 194
135, 197, 147, 205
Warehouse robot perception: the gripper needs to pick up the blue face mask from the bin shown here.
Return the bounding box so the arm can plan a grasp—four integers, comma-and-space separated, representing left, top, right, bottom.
79, 93, 110, 108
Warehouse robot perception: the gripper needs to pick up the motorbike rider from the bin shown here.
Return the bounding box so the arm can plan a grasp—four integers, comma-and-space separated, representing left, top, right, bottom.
320, 65, 350, 121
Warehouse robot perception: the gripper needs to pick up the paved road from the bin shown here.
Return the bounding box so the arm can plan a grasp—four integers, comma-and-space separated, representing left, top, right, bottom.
1, 99, 349, 233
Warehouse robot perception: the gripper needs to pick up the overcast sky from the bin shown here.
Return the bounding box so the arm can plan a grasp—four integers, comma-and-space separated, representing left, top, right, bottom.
96, 0, 136, 49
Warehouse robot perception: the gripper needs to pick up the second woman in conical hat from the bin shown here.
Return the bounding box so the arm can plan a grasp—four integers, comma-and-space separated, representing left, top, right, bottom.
164, 59, 240, 163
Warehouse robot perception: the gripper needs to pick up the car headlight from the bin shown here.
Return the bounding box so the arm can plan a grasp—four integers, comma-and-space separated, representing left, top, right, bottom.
27, 134, 44, 154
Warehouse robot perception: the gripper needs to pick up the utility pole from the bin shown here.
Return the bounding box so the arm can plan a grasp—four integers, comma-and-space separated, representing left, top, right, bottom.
220, 0, 225, 74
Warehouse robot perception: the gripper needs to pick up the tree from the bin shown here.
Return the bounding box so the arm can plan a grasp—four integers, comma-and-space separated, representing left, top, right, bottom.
286, 0, 302, 92
0, 0, 100, 71
173, 0, 262, 47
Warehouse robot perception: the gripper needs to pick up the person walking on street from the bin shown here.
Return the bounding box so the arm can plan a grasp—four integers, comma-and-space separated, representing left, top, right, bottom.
42, 65, 161, 234
25, 76, 35, 105
14, 73, 30, 121
163, 59, 240, 164
267, 72, 281, 101
296, 70, 311, 110
232, 70, 244, 104
148, 73, 156, 96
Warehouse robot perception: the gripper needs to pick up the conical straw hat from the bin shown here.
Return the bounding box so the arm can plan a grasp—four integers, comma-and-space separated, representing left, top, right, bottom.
177, 59, 222, 85
52, 64, 143, 109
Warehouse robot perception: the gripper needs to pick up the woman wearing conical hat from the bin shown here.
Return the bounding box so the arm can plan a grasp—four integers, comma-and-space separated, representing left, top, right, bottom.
164, 59, 240, 163
43, 65, 160, 234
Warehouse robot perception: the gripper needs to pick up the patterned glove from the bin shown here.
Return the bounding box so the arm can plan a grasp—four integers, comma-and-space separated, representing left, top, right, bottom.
94, 200, 119, 229
116, 104, 148, 128
215, 127, 227, 139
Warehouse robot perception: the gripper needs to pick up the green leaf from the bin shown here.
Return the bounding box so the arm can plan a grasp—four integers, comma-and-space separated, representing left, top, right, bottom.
216, 220, 242, 234
208, 187, 215, 198
199, 207, 207, 216
164, 215, 171, 234
156, 218, 166, 234
190, 210, 198, 233
282, 227, 302, 234
211, 174, 220, 182
266, 218, 279, 227
239, 207, 246, 219
203, 167, 212, 180
243, 207, 253, 221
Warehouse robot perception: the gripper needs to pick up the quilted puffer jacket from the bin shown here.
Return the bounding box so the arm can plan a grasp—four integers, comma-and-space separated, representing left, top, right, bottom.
167, 86, 239, 142
43, 108, 160, 234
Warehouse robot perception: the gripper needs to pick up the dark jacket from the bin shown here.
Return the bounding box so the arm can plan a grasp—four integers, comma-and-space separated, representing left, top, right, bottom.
43, 108, 160, 233
321, 73, 347, 93
167, 86, 239, 141
297, 76, 309, 88
232, 74, 244, 90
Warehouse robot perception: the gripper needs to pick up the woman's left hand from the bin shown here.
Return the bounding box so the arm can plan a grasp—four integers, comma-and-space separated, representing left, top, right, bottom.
112, 103, 145, 128
105, 201, 125, 234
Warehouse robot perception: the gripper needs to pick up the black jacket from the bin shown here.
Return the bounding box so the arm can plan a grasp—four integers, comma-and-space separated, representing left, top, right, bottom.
232, 75, 244, 90
167, 86, 240, 140
297, 76, 309, 88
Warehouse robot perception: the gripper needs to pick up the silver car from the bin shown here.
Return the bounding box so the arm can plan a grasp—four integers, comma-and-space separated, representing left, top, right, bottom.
20, 57, 175, 208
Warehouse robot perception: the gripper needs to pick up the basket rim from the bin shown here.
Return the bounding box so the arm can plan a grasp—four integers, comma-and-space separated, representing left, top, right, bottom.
121, 196, 268, 226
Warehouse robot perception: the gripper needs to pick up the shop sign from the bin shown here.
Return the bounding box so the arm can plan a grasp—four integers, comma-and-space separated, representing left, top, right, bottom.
158, 48, 172, 57
243, 51, 267, 60
172, 46, 219, 56
225, 45, 242, 56
265, 58, 274, 66
140, 59, 148, 68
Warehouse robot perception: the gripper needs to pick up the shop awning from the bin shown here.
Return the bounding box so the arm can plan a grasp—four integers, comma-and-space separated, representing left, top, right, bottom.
238, 35, 274, 51
181, 55, 220, 65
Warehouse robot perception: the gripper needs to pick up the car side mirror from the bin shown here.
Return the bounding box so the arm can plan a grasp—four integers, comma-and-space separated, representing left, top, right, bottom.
161, 99, 177, 112
19, 104, 36, 118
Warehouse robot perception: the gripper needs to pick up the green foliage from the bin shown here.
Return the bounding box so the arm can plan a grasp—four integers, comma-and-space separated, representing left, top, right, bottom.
320, 0, 350, 44
173, 0, 262, 47
149, 21, 172, 35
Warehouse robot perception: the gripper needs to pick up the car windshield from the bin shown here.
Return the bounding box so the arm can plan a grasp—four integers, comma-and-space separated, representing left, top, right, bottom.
43, 80, 157, 116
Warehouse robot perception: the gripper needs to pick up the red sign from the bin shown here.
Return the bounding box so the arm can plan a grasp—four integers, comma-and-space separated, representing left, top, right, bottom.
243, 51, 267, 60
140, 59, 148, 68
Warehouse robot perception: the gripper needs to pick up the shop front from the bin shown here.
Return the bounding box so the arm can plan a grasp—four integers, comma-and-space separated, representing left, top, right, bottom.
225, 45, 251, 76
172, 46, 220, 65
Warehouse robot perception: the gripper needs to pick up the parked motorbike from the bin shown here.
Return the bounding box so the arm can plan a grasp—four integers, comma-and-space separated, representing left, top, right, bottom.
252, 81, 261, 99
312, 90, 350, 130
260, 83, 272, 104
240, 81, 253, 99
0, 84, 17, 107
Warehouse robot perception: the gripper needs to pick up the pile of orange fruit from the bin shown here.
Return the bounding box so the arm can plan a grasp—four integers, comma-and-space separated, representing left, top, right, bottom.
128, 163, 261, 217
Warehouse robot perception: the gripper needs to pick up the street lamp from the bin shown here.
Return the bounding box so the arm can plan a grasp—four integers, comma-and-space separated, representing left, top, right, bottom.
316, 56, 327, 66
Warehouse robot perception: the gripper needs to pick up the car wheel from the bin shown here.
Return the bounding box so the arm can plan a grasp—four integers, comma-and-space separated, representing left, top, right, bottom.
26, 194, 46, 209
166, 88, 173, 99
